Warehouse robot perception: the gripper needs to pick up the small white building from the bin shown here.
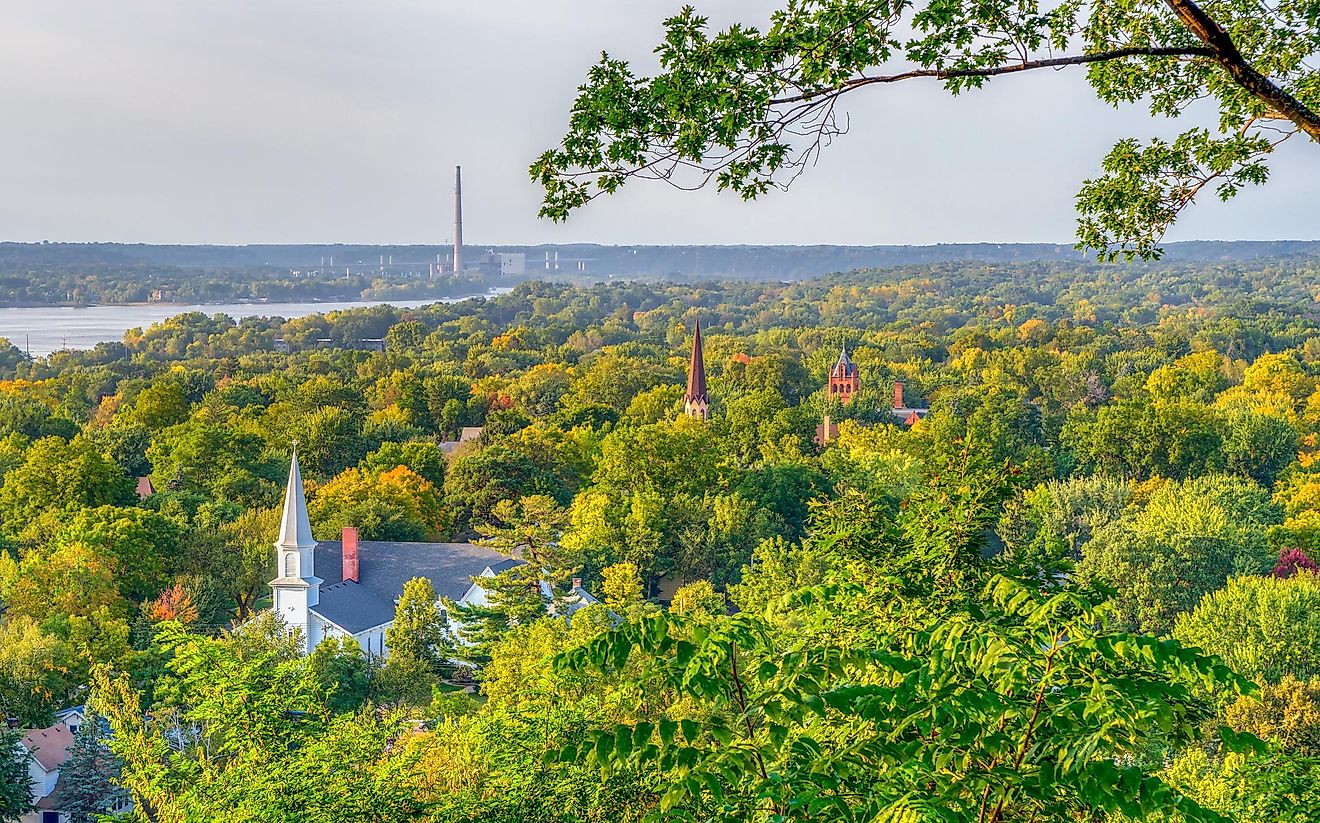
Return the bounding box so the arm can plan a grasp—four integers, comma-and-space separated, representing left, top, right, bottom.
499, 253, 526, 276
269, 451, 598, 657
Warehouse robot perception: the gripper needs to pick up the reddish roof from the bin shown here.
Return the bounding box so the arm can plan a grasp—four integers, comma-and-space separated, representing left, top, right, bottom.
38, 774, 69, 809
814, 420, 839, 446
21, 723, 74, 772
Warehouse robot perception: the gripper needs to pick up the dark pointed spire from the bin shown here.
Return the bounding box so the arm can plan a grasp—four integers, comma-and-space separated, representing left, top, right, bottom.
684, 320, 709, 420
832, 343, 856, 378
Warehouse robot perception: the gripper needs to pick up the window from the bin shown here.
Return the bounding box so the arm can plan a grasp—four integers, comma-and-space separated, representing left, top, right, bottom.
284, 553, 296, 577
43, 812, 61, 823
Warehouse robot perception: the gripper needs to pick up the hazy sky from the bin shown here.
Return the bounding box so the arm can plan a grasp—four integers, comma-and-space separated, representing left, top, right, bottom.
2, 1, 1317, 246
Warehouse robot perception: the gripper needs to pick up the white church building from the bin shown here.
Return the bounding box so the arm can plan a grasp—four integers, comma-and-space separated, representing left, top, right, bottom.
270, 450, 598, 657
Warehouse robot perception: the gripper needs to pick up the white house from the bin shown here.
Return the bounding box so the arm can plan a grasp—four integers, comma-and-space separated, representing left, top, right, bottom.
14, 707, 129, 823
270, 451, 598, 658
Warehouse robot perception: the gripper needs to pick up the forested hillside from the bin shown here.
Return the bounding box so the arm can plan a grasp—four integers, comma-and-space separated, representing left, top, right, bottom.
3, 256, 1320, 820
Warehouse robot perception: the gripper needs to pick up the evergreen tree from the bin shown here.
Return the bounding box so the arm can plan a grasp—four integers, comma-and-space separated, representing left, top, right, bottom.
476, 494, 574, 584
0, 727, 34, 823
453, 565, 547, 664
57, 709, 128, 823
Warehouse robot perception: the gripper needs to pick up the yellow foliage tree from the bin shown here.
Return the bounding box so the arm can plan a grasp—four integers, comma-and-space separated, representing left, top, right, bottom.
311, 465, 448, 540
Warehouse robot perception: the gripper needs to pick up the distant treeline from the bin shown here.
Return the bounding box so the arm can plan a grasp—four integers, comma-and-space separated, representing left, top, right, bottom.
0, 260, 499, 307
4, 254, 1319, 367
1, 239, 1318, 304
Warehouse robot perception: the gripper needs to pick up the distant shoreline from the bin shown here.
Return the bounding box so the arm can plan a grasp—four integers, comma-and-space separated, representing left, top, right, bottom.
0, 290, 506, 311
1, 291, 513, 358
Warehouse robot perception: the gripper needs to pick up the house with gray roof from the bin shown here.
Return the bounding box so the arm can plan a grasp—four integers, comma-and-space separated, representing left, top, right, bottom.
269, 451, 598, 658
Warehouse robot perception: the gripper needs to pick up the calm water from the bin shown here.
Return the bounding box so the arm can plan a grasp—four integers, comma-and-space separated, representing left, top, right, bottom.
0, 292, 505, 357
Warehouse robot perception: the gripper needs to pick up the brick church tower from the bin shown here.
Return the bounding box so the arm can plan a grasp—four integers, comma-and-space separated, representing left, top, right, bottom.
828, 345, 859, 404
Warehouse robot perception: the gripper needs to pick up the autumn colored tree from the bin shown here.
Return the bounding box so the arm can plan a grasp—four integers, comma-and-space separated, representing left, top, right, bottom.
143, 582, 201, 625
311, 465, 447, 540
360, 440, 447, 487
1274, 547, 1319, 578
0, 542, 128, 623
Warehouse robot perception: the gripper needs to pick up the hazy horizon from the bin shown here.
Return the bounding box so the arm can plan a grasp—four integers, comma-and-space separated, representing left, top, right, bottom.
4, 1, 1319, 247
6, 239, 1320, 250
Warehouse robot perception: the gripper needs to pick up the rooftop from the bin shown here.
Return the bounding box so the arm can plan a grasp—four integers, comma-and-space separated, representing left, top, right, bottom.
312, 539, 516, 633
21, 722, 74, 772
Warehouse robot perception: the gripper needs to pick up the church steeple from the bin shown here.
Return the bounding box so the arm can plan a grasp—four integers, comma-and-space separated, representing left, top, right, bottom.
828, 343, 860, 404
683, 320, 709, 420
278, 448, 316, 553
833, 344, 855, 377
270, 446, 321, 650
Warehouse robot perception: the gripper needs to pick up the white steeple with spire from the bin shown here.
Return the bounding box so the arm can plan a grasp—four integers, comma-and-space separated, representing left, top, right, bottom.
270, 446, 322, 651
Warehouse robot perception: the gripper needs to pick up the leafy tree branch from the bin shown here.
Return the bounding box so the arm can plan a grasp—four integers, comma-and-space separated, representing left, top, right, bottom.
533, 0, 1320, 258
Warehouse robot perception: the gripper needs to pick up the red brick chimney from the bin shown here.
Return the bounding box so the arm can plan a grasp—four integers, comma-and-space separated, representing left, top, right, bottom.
342, 527, 360, 583
571, 576, 583, 590
893, 380, 905, 410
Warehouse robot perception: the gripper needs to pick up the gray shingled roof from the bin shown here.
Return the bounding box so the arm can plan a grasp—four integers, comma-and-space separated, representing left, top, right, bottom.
312, 540, 515, 634
311, 582, 395, 634
488, 557, 522, 575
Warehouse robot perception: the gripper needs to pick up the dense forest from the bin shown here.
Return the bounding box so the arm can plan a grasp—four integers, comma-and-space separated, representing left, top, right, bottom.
3, 255, 1320, 820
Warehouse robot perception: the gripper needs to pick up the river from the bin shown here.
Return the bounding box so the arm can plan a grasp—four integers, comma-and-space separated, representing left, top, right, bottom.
0, 292, 506, 357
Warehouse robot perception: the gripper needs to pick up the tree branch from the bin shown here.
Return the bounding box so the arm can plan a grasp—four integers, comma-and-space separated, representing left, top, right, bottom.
1163, 0, 1320, 141
769, 47, 1216, 105
727, 642, 769, 783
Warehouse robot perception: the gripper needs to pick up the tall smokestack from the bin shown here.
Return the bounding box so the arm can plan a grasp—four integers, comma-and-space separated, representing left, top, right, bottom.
453, 165, 463, 273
